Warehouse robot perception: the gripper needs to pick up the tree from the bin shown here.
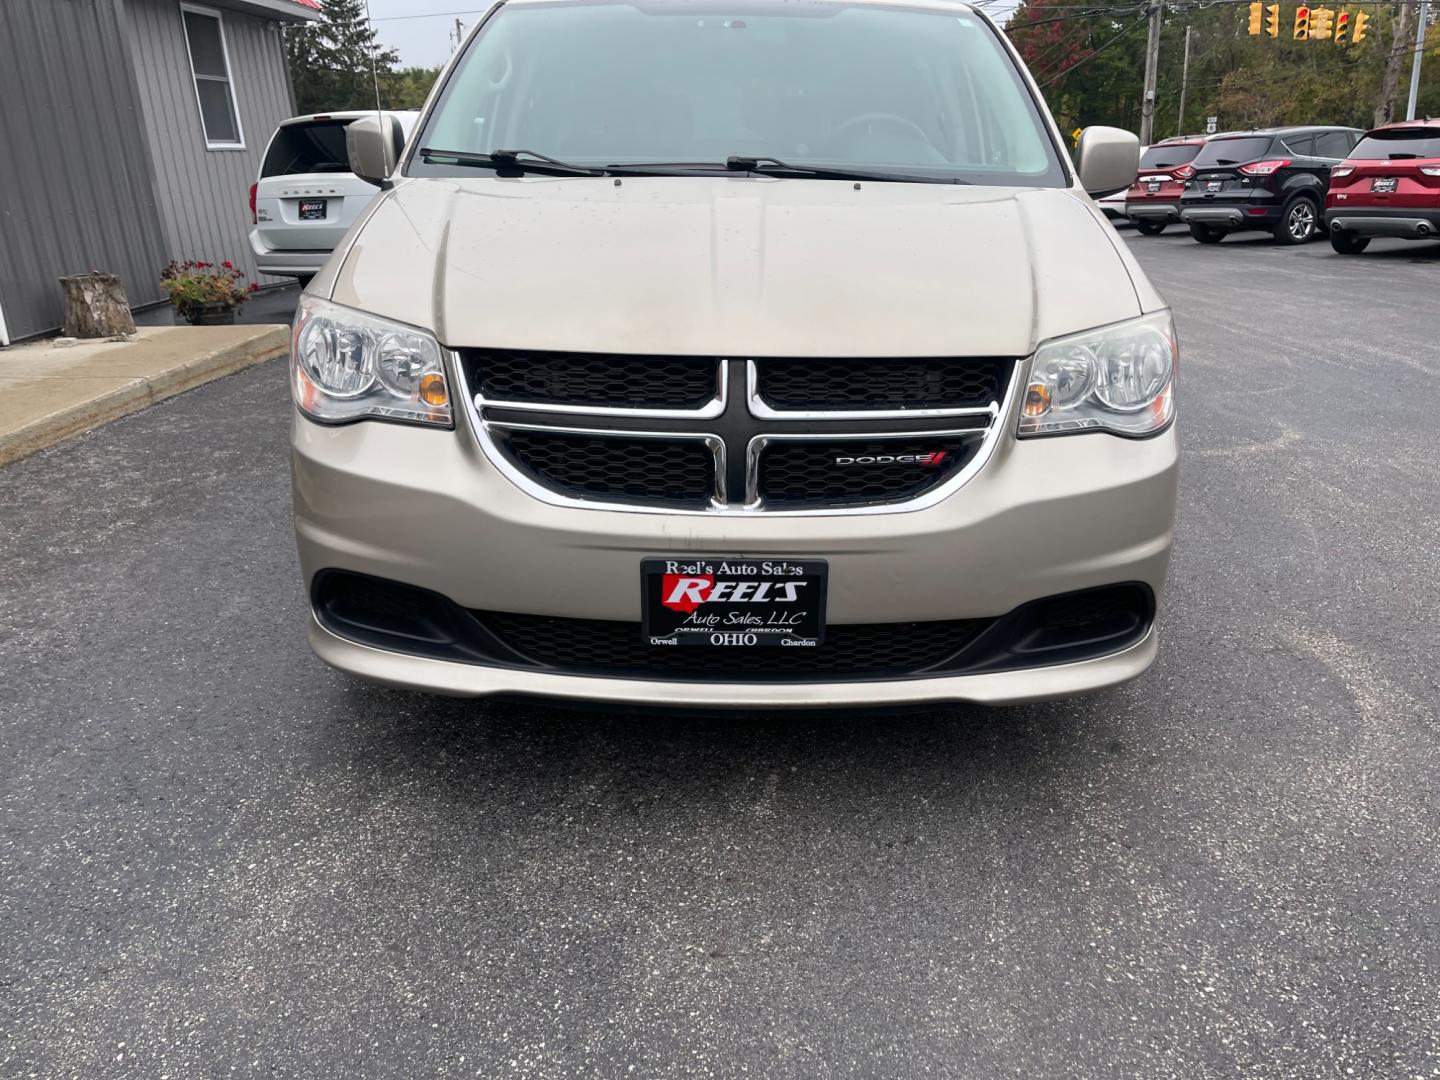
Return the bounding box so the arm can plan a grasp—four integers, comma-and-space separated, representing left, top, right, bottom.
1005, 1, 1427, 142
382, 66, 443, 111
285, 0, 400, 115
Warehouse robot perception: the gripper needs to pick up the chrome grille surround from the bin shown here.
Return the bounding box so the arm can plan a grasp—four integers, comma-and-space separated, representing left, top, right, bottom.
453, 352, 1021, 516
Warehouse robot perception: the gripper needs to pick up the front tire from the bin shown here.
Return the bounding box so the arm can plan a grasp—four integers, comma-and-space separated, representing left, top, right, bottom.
1135, 219, 1168, 236
1328, 231, 1371, 255
1189, 223, 1225, 244
1274, 198, 1319, 244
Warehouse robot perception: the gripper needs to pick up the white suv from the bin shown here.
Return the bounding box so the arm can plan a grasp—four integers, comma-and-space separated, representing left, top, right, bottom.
248, 111, 417, 286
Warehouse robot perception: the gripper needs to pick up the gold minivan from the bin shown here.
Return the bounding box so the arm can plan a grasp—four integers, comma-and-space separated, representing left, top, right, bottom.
290, 0, 1175, 708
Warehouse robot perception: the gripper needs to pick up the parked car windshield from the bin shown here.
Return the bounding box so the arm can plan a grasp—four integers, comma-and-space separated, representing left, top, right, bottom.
1193, 136, 1274, 167
262, 120, 356, 177
1140, 144, 1201, 169
413, 0, 1066, 186
1350, 129, 1440, 159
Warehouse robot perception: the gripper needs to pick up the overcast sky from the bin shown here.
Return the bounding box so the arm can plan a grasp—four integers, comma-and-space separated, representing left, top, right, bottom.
364, 1, 491, 69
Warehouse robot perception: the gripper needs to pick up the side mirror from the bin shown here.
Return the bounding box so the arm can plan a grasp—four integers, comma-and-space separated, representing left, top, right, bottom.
346, 114, 407, 188
1076, 126, 1140, 199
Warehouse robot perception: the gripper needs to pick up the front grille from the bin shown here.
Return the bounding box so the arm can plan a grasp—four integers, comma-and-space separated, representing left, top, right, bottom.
462, 354, 1016, 513
756, 436, 978, 509
754, 357, 1007, 411
497, 429, 715, 509
478, 611, 989, 679
468, 350, 718, 410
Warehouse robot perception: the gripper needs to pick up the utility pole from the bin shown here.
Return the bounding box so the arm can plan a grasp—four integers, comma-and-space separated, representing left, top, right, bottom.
1407, 0, 1431, 121
453, 17, 466, 53
1139, 0, 1163, 146
1176, 26, 1193, 137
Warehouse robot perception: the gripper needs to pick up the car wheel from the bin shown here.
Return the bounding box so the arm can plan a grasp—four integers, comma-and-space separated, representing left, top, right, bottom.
1135, 220, 1167, 236
1328, 231, 1371, 255
1274, 198, 1319, 244
1189, 223, 1225, 244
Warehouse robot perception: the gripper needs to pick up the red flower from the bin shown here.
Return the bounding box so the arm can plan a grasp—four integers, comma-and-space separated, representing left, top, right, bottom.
248, 282, 260, 292
196, 261, 209, 268
222, 260, 233, 269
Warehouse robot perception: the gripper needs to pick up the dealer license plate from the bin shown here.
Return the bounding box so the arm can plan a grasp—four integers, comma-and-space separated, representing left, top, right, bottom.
299, 199, 328, 220
642, 557, 827, 648
1146, 181, 1162, 193
1371, 177, 1398, 193
1205, 180, 1224, 192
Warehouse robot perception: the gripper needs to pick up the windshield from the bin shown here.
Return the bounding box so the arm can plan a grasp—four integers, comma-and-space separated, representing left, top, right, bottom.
1139, 143, 1201, 169
1351, 130, 1440, 160
1193, 136, 1274, 167
412, 1, 1065, 186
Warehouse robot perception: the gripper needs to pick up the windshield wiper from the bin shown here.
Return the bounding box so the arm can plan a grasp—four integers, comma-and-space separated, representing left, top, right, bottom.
597, 156, 969, 184
420, 147, 606, 176
725, 155, 969, 184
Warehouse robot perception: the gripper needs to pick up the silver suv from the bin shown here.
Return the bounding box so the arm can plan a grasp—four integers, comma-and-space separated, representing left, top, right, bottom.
289, 0, 1174, 709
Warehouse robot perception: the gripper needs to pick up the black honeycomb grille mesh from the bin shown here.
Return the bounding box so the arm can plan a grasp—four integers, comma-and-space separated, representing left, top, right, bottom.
757, 437, 976, 508
500, 431, 714, 508
477, 612, 990, 679
756, 358, 1008, 411
472, 351, 717, 409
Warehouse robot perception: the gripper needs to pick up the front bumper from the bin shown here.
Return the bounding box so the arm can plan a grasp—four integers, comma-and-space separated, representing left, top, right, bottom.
291, 399, 1178, 704
1325, 207, 1440, 239
308, 611, 1160, 707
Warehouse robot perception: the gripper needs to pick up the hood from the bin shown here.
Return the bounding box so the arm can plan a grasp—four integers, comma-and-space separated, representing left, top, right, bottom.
330, 176, 1148, 357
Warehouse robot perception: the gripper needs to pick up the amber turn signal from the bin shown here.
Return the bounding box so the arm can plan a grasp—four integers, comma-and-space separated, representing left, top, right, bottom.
1022, 381, 1051, 417
419, 372, 449, 407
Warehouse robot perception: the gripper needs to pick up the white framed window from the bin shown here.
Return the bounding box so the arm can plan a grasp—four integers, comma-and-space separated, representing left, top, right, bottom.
180, 3, 245, 150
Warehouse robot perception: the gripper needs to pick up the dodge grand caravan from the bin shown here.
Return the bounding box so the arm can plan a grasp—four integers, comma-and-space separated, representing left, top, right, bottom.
290, 0, 1177, 708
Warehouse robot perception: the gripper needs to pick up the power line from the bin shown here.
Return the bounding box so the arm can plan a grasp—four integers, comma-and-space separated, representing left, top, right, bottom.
368, 7, 489, 20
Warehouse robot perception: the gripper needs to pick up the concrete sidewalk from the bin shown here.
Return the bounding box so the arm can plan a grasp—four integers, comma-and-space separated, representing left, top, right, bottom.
0, 324, 289, 468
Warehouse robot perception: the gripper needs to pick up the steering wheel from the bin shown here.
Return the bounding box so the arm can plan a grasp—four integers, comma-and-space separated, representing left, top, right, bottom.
826, 112, 933, 148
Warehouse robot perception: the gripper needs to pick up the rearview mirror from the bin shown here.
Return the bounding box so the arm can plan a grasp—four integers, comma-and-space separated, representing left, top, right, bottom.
1076, 126, 1140, 199
346, 114, 407, 188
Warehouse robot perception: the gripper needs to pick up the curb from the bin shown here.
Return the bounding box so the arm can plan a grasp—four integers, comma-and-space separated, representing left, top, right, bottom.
0, 326, 289, 469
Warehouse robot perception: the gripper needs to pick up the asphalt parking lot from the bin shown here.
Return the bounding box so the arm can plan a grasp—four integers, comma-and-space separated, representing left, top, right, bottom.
3, 232, 1438, 1079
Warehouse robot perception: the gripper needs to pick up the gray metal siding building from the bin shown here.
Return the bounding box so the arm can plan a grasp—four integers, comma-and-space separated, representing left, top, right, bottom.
0, 0, 316, 344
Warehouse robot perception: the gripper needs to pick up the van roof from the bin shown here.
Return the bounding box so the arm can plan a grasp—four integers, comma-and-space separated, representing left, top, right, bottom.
280, 110, 420, 126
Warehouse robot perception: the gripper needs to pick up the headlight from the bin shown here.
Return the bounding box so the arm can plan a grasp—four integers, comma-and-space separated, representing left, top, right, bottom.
291, 296, 452, 427
1018, 311, 1176, 438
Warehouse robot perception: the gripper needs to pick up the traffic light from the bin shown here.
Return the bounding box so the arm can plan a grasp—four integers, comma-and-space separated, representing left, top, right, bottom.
1294, 5, 1310, 38
1266, 3, 1281, 35
1249, 1, 1264, 34
1352, 9, 1369, 42
1310, 6, 1335, 39
1335, 9, 1350, 44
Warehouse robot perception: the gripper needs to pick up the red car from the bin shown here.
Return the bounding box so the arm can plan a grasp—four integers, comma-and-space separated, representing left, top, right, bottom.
1325, 119, 1440, 254
1124, 137, 1208, 235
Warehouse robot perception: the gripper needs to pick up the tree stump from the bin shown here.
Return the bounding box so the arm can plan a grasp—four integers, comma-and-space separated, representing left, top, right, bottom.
59, 272, 136, 339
